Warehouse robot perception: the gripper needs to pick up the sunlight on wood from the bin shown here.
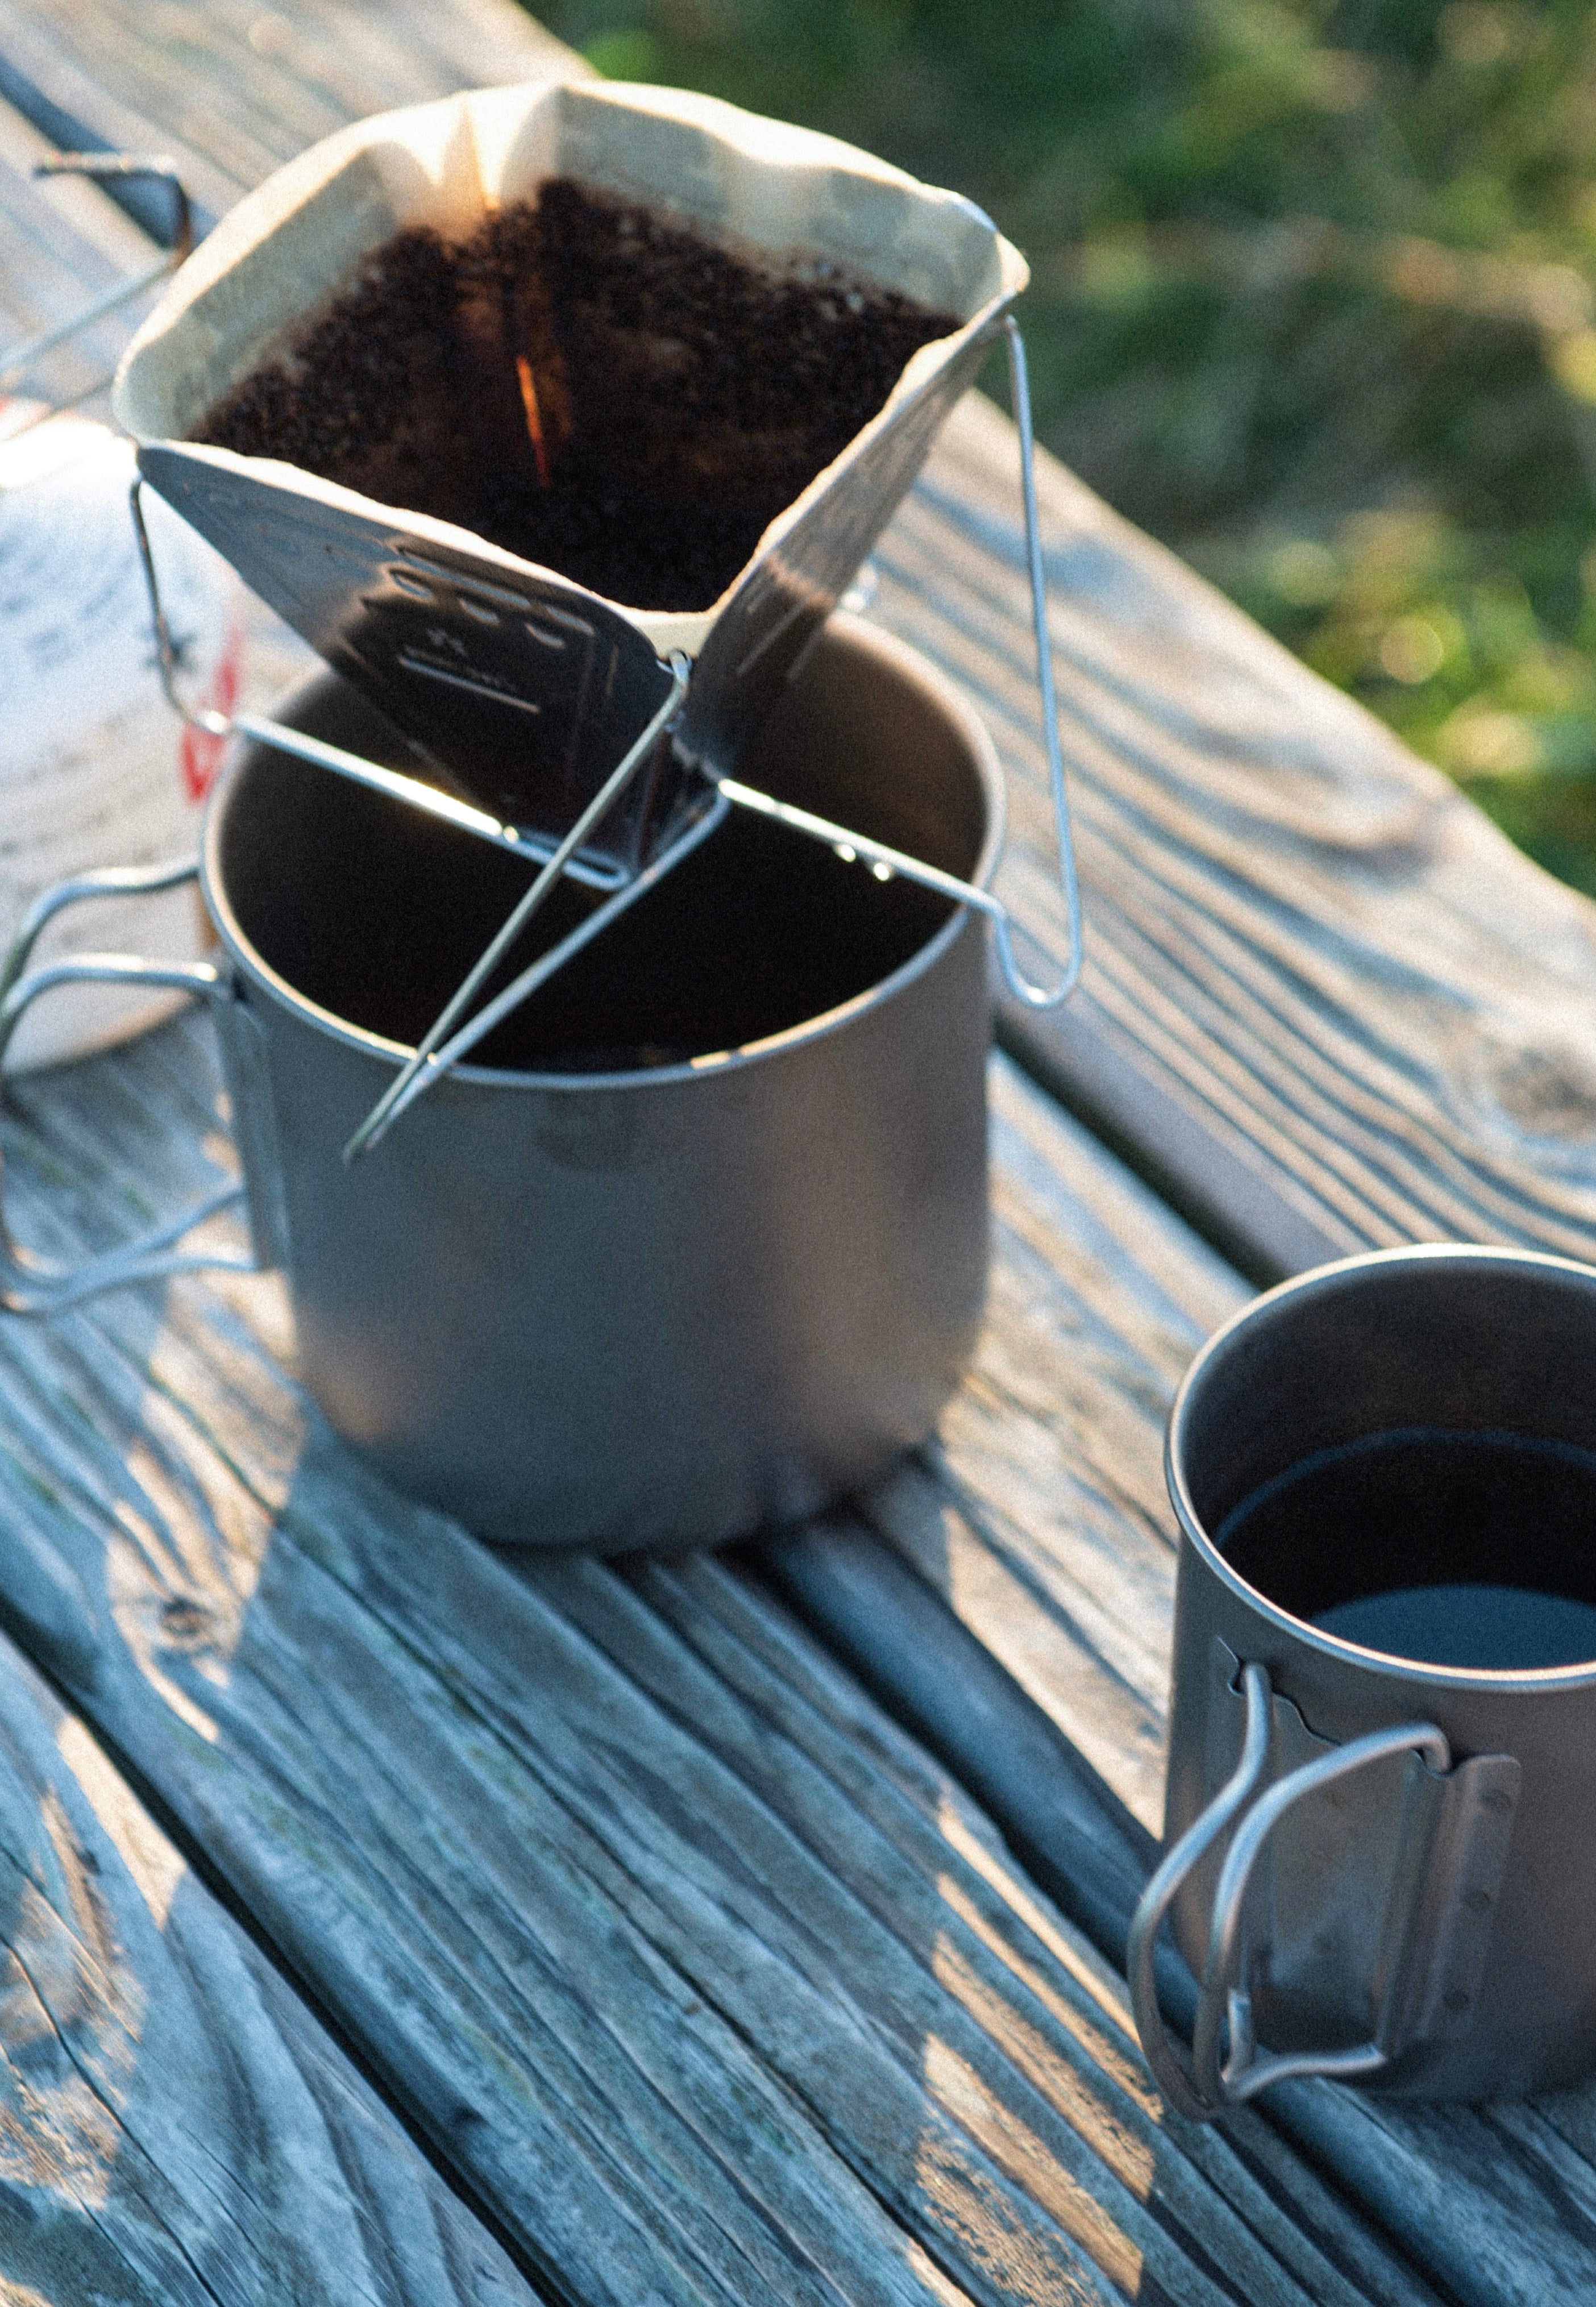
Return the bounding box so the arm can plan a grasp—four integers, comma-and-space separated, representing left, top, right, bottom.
0, 1793, 140, 2208
917, 2031, 1144, 2301
56, 1716, 185, 1932
103, 1392, 282, 1740
933, 1795, 1140, 2043
930, 1915, 1158, 2185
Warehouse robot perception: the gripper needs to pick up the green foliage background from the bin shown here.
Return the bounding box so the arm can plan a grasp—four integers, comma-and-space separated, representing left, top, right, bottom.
528, 0, 1596, 895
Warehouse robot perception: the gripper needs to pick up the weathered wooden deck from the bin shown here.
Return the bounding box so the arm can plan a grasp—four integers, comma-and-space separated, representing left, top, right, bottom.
5, 7, 1596, 2304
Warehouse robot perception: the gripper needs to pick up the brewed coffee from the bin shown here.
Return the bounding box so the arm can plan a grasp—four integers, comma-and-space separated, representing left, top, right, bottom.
1216, 1427, 1596, 1670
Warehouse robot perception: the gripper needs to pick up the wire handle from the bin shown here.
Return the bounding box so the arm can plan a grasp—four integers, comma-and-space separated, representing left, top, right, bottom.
713, 772, 1059, 1005
998, 315, 1084, 1008
737, 325, 1083, 1007
705, 324, 1084, 1008
0, 157, 192, 410
0, 862, 261, 1313
1127, 1661, 1503, 2122
1191, 1705, 1449, 2107
1126, 1661, 1274, 2122
0, 855, 202, 1011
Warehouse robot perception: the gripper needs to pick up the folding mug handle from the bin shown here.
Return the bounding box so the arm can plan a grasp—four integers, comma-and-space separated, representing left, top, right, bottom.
1127, 1661, 1518, 2122
0, 860, 267, 1315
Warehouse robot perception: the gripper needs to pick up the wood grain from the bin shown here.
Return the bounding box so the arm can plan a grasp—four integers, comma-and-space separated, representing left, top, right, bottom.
849, 381, 1596, 2300
881, 390, 1596, 1281
0, 1007, 1436, 2307
15, 0, 1596, 1299
0, 0, 584, 234
7, 9, 1593, 2306
0, 1613, 539, 2305
771, 1056, 1596, 2307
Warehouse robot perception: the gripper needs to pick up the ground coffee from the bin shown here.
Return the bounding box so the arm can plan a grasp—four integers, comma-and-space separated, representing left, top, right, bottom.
196, 180, 958, 610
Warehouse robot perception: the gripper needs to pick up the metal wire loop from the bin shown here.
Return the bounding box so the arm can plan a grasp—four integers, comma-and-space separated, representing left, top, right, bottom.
1127, 1660, 1456, 2121
1125, 1661, 1274, 2123
1193, 1710, 1449, 2107
0, 907, 255, 1316
723, 325, 1085, 1008
0, 157, 193, 409
999, 314, 1084, 1009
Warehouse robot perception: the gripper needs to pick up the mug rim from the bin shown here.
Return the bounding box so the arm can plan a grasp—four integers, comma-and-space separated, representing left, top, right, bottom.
200, 614, 1005, 1096
1166, 1240, 1596, 1691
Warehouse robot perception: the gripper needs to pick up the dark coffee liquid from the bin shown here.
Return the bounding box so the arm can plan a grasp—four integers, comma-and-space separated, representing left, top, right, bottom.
1216, 1428, 1596, 1670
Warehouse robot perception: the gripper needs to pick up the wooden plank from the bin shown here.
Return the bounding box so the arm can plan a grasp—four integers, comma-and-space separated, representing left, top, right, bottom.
842, 393, 1596, 2300
768, 1055, 1596, 2307
850, 397, 1596, 2307
0, 91, 171, 411
0, 0, 585, 234
877, 390, 1596, 1280
2, 10, 1582, 2305
0, 1614, 539, 2305
589, 1549, 1449, 2307
0, 1009, 1438, 2307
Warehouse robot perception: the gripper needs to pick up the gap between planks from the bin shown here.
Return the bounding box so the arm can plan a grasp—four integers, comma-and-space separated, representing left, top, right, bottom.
0, 1009, 1434, 2307
888, 391, 1596, 1283
771, 1051, 1596, 2307
0, 1609, 542, 2306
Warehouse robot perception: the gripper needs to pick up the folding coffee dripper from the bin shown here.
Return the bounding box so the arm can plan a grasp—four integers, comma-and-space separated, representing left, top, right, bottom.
114, 80, 1083, 1151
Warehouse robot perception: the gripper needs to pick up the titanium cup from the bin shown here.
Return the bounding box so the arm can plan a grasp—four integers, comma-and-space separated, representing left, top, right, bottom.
1130, 1244, 1596, 2117
0, 617, 999, 1548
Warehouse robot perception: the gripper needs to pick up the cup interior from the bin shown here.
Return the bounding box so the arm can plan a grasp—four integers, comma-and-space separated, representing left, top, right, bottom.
1173, 1251, 1596, 1669
212, 623, 994, 1076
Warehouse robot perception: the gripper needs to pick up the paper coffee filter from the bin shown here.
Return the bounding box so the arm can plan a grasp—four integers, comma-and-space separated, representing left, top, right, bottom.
113, 78, 1026, 868
116, 80, 1018, 467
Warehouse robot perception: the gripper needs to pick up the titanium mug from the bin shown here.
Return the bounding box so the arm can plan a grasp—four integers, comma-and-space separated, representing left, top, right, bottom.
1130, 1244, 1596, 2117
0, 617, 1000, 1548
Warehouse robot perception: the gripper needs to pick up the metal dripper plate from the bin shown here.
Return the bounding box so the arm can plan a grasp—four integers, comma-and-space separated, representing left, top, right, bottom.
138, 440, 691, 880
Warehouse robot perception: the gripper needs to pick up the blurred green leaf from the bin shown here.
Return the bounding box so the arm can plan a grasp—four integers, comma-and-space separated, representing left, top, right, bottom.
581, 26, 663, 75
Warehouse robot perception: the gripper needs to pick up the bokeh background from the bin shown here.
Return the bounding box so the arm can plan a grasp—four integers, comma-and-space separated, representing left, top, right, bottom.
528, 0, 1596, 894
